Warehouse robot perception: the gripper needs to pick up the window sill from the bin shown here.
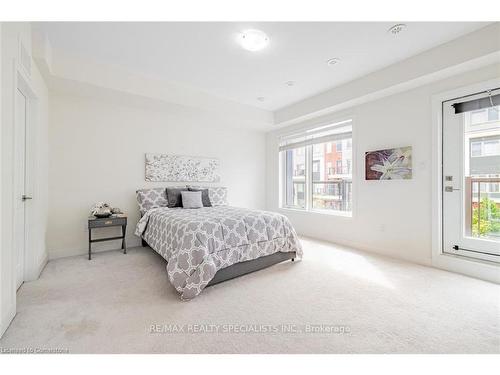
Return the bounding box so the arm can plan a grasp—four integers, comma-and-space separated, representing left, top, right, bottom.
279, 207, 353, 218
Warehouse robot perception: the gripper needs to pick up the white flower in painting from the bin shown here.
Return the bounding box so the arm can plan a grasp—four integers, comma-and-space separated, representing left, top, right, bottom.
371, 149, 411, 180
390, 147, 412, 161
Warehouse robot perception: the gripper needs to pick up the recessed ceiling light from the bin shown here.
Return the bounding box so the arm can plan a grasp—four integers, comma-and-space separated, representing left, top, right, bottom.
257, 97, 265, 102
326, 57, 340, 66
388, 23, 407, 35
238, 29, 270, 52
285, 81, 295, 87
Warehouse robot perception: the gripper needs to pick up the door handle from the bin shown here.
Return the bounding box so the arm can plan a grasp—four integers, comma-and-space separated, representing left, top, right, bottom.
444, 186, 460, 192
22, 195, 32, 201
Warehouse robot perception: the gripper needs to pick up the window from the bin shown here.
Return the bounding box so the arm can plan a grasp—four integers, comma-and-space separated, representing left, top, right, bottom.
488, 107, 500, 122
470, 106, 500, 125
296, 163, 305, 176
312, 160, 321, 180
471, 141, 482, 157
470, 136, 500, 157
470, 110, 488, 125
280, 119, 353, 214
484, 140, 500, 156
327, 162, 333, 175
312, 142, 351, 211
284, 147, 306, 208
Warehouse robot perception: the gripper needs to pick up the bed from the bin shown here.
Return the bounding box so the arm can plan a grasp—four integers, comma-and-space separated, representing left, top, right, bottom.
135, 187, 302, 300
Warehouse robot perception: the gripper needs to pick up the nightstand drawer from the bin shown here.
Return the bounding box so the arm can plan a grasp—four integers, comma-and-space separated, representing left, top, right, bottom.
89, 217, 127, 228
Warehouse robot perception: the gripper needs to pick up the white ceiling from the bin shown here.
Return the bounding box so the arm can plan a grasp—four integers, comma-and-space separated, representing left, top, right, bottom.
34, 22, 489, 111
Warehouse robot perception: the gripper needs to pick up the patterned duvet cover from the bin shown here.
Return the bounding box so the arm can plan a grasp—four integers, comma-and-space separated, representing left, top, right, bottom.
135, 206, 302, 300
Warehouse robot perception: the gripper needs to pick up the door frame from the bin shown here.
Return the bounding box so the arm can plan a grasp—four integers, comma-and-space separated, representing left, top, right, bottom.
13, 61, 38, 285
14, 85, 27, 289
431, 78, 500, 284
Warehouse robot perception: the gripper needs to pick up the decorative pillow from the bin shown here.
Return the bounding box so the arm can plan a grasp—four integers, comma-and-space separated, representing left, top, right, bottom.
181, 191, 203, 209
187, 186, 228, 206
188, 187, 212, 207
208, 186, 227, 206
166, 187, 189, 208
136, 188, 169, 215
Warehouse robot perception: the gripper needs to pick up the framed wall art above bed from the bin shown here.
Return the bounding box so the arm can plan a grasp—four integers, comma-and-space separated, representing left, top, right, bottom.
145, 153, 220, 182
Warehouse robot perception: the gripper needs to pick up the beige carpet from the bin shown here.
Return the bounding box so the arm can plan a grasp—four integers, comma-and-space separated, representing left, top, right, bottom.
1, 237, 499, 354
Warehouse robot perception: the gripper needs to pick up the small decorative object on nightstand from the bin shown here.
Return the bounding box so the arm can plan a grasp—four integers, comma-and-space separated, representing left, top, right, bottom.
88, 214, 127, 260
90, 202, 113, 218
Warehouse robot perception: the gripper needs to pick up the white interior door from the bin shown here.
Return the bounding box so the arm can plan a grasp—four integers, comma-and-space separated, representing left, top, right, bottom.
14, 88, 27, 289
442, 91, 500, 262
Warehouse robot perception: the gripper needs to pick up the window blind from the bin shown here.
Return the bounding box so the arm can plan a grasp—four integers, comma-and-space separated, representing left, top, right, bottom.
279, 120, 352, 152
453, 90, 500, 114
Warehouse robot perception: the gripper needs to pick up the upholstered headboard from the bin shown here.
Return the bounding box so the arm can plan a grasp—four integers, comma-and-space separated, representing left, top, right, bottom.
136, 186, 228, 215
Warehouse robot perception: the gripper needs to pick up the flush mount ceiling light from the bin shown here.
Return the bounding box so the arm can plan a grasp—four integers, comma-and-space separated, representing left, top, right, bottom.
326, 57, 340, 66
285, 81, 295, 87
256, 96, 265, 102
238, 29, 270, 52
388, 23, 407, 35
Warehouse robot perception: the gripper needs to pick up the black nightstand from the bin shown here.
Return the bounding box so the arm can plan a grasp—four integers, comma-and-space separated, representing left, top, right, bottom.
88, 214, 127, 260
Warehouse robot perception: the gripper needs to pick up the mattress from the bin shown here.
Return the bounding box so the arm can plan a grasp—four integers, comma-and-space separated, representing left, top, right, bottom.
135, 206, 302, 300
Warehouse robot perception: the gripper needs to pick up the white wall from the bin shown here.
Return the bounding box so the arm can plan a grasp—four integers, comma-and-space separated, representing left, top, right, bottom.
47, 92, 267, 259
266, 63, 500, 266
1, 22, 49, 337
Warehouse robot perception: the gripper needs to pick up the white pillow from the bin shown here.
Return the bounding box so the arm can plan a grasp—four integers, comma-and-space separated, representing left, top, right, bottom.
181, 191, 203, 209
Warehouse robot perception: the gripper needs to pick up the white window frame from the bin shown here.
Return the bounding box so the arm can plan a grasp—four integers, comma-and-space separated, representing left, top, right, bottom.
279, 118, 354, 217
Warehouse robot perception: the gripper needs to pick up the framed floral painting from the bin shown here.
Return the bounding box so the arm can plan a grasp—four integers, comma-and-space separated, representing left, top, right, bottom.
365, 146, 412, 180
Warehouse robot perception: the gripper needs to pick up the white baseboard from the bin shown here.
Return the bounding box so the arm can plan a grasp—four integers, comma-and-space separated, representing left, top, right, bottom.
432, 253, 500, 284
24, 252, 49, 282
37, 252, 49, 278
297, 233, 432, 268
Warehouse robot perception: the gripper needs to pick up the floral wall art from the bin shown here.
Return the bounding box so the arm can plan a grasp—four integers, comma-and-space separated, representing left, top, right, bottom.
365, 146, 412, 180
145, 154, 220, 182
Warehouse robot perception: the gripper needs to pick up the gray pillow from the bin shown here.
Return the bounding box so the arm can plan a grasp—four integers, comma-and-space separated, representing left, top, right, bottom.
166, 187, 188, 208
188, 187, 212, 207
181, 191, 203, 209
